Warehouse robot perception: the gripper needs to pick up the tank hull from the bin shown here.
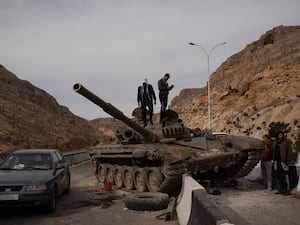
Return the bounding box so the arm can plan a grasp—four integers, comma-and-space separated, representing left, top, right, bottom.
89, 135, 262, 194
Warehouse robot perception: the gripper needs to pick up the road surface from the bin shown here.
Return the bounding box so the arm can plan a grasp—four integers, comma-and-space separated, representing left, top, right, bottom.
1, 162, 299, 225
0, 162, 179, 225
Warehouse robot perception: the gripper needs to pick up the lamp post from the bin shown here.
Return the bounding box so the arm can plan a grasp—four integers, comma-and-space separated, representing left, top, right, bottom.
189, 42, 226, 131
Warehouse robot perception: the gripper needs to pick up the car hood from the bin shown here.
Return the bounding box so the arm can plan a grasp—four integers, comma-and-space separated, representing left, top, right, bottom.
0, 170, 52, 186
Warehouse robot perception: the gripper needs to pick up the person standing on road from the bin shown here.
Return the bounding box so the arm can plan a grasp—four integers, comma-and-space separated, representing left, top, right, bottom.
158, 73, 174, 123
261, 135, 274, 190
137, 78, 156, 127
288, 152, 299, 194
273, 131, 292, 196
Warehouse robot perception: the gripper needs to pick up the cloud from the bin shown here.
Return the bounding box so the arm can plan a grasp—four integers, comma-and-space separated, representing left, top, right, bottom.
0, 0, 299, 119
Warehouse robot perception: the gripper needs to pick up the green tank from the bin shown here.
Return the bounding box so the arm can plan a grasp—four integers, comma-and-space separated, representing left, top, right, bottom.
73, 83, 263, 194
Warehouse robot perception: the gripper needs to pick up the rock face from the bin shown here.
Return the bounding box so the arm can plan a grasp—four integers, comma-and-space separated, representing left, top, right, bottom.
89, 117, 126, 143
171, 25, 300, 141
0, 65, 103, 156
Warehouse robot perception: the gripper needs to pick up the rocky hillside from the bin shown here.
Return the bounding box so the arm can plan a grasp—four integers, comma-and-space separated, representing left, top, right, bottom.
89, 117, 126, 143
0, 65, 115, 156
171, 25, 300, 141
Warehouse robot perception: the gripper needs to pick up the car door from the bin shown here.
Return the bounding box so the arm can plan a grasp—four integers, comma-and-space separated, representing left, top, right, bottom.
54, 151, 69, 194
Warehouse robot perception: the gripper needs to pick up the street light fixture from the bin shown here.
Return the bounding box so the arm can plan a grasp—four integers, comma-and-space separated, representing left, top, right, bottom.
189, 42, 226, 131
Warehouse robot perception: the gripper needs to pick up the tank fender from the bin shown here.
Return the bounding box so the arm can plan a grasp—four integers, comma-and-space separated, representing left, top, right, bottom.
132, 150, 148, 158
226, 136, 263, 150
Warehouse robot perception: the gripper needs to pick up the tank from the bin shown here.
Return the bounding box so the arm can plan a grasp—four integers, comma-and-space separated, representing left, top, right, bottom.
73, 83, 263, 194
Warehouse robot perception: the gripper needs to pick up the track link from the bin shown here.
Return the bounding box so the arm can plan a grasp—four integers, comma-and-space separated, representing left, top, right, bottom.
233, 149, 261, 179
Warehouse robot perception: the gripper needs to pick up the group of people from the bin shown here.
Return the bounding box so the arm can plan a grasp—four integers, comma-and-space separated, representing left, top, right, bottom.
137, 73, 174, 127
261, 131, 298, 195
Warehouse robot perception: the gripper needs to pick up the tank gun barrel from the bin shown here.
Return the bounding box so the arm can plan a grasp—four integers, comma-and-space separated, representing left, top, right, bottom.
73, 83, 159, 142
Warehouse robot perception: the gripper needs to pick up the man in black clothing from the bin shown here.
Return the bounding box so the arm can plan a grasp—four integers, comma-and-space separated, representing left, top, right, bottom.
158, 73, 174, 122
273, 131, 292, 196
137, 78, 156, 127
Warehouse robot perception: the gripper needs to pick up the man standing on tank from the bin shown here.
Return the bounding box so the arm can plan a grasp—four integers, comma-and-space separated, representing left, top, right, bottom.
137, 78, 156, 127
158, 73, 174, 122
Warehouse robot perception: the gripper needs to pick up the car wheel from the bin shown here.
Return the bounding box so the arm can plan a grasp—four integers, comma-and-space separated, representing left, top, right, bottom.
45, 187, 57, 213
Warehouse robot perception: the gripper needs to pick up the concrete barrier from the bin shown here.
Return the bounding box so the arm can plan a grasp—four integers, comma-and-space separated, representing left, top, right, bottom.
176, 174, 206, 225
63, 150, 90, 166
188, 190, 231, 225
176, 174, 233, 225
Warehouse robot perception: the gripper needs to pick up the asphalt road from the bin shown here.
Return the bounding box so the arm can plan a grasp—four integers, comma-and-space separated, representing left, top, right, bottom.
0, 162, 179, 225
207, 179, 300, 225
2, 162, 299, 225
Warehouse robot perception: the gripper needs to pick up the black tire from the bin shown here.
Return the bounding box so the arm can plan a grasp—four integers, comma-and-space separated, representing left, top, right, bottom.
45, 187, 57, 213
124, 192, 169, 211
134, 168, 148, 192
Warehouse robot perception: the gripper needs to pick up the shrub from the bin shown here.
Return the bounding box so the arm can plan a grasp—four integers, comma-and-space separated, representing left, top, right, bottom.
267, 122, 291, 138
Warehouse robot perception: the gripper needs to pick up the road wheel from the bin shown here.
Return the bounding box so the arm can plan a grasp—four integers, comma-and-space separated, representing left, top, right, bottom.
106, 165, 114, 183
45, 187, 57, 213
146, 167, 163, 192
114, 166, 124, 188
124, 192, 169, 211
134, 168, 148, 192
98, 164, 108, 183
123, 166, 135, 190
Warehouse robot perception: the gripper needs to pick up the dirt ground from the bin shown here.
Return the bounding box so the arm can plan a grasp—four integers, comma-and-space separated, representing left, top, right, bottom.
0, 162, 179, 225
1, 162, 299, 225
207, 178, 300, 225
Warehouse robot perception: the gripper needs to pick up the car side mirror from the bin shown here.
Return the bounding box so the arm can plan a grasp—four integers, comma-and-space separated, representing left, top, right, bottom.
55, 163, 65, 170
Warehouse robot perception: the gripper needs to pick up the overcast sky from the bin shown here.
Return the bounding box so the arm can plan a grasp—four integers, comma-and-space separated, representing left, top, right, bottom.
0, 0, 299, 120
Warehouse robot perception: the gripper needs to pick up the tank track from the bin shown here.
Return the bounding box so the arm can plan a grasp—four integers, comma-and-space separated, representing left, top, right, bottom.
159, 161, 186, 194
158, 149, 262, 193
92, 149, 262, 194
232, 149, 261, 179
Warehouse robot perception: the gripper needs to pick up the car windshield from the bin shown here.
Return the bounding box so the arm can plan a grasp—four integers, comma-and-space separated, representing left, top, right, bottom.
0, 153, 52, 170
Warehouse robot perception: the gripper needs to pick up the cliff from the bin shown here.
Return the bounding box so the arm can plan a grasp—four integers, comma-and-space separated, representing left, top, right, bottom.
171, 25, 300, 141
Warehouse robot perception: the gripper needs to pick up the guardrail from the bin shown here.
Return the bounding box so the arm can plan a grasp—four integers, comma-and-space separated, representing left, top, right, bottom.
0, 149, 90, 166
63, 149, 90, 166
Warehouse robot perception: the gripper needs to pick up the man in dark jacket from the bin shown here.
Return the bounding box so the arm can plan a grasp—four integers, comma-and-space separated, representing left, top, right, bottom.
137, 78, 156, 127
157, 73, 174, 122
273, 131, 292, 195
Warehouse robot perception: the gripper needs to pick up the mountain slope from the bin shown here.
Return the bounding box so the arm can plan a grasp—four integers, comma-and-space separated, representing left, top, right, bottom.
0, 65, 100, 155
171, 25, 300, 141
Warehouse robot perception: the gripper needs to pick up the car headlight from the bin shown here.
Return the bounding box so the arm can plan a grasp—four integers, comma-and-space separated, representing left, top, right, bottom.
24, 185, 47, 192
